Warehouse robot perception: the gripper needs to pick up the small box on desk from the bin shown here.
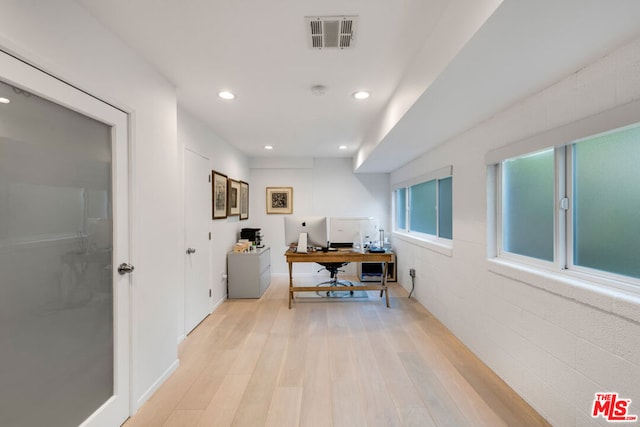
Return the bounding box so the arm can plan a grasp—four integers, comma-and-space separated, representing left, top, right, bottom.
233, 241, 251, 253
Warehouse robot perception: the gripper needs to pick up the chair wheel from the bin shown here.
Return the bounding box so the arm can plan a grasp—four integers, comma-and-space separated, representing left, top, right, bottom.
326, 291, 330, 297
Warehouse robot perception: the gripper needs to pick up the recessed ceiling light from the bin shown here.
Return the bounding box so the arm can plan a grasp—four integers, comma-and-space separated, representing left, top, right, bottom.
264, 145, 273, 150
352, 91, 370, 100
0, 97, 10, 104
218, 91, 235, 100
339, 145, 347, 150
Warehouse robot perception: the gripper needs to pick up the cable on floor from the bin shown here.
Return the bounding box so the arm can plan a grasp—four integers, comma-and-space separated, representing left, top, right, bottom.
408, 268, 416, 298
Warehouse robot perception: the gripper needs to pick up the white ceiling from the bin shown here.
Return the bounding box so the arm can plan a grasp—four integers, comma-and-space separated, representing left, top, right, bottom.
77, 0, 640, 173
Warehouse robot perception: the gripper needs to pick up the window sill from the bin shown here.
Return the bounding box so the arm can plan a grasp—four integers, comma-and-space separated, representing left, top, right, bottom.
487, 258, 640, 324
392, 231, 452, 257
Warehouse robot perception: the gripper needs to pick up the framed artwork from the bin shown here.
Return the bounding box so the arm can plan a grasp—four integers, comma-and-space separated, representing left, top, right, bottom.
266, 186, 293, 214
212, 170, 228, 219
239, 181, 249, 220
227, 179, 241, 216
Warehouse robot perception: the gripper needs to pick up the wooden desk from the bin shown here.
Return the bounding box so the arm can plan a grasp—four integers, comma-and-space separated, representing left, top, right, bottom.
284, 248, 393, 308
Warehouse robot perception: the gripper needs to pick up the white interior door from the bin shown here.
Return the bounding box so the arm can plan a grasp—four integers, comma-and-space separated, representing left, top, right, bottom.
0, 51, 130, 427
184, 149, 211, 334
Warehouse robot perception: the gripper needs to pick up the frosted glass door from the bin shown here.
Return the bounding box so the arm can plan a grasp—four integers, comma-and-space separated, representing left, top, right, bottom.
0, 52, 129, 427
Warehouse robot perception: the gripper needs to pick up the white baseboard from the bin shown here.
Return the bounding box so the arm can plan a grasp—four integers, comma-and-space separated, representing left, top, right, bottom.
212, 295, 225, 312
132, 359, 180, 414
177, 295, 225, 345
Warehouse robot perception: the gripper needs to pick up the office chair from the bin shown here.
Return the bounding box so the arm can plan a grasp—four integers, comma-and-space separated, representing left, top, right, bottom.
316, 262, 354, 296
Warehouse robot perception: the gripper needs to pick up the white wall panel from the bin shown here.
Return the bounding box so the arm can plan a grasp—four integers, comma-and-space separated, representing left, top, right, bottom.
177, 107, 249, 323
250, 157, 389, 276
390, 35, 640, 426
0, 0, 181, 412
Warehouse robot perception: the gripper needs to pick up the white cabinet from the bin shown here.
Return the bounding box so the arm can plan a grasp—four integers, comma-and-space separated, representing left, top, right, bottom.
227, 246, 271, 298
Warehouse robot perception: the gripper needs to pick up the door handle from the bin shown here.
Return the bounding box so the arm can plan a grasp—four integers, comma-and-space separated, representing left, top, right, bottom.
117, 263, 135, 275
186, 248, 196, 254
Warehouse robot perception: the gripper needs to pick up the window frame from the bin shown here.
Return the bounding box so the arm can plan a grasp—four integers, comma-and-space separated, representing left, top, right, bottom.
489, 104, 640, 293
394, 187, 407, 232
495, 147, 564, 271
392, 166, 453, 247
565, 135, 640, 288
408, 179, 438, 237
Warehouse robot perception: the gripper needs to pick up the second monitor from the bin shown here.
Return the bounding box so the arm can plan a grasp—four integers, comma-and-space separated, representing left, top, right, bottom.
329, 216, 376, 248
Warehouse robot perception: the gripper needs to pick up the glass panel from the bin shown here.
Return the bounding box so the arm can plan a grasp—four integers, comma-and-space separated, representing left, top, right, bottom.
0, 79, 113, 426
438, 177, 453, 239
502, 149, 554, 261
396, 188, 406, 230
410, 180, 437, 235
573, 124, 640, 279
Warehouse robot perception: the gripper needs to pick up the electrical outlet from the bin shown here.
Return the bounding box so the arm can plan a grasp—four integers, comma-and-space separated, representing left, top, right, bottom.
409, 268, 416, 278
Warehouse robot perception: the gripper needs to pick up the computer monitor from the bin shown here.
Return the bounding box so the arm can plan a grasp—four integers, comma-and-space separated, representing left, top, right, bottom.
284, 216, 328, 252
329, 217, 376, 247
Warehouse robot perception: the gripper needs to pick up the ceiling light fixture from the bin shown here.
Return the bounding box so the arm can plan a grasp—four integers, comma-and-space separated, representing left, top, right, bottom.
352, 91, 370, 100
339, 145, 347, 150
311, 84, 327, 96
264, 145, 273, 150
0, 97, 10, 104
218, 91, 235, 100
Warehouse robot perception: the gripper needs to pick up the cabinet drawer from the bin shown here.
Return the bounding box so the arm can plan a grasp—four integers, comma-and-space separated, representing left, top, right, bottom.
258, 248, 271, 273
259, 268, 271, 296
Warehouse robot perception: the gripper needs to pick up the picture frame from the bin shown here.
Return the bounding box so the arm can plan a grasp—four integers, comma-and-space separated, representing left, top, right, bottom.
212, 170, 228, 219
227, 179, 241, 216
239, 181, 249, 220
266, 186, 293, 214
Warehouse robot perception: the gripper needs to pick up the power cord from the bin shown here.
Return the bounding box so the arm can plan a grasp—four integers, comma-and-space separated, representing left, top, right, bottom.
408, 268, 416, 298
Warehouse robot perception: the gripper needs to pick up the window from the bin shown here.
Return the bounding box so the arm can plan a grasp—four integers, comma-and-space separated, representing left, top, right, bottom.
393, 167, 452, 240
395, 188, 407, 231
501, 149, 555, 261
410, 180, 436, 235
438, 177, 453, 239
495, 122, 640, 284
572, 126, 640, 279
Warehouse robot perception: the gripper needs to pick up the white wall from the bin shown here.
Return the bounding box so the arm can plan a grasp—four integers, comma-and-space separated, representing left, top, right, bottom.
249, 157, 389, 276
0, 0, 181, 412
177, 106, 249, 336
8, 3, 638, 425
391, 36, 640, 426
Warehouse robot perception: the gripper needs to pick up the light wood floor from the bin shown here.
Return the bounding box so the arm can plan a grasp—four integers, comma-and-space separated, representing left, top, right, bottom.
123, 276, 550, 427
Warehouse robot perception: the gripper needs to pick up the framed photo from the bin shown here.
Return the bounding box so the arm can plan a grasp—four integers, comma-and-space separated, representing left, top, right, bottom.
227, 179, 241, 216
266, 187, 293, 214
212, 170, 228, 219
239, 181, 249, 220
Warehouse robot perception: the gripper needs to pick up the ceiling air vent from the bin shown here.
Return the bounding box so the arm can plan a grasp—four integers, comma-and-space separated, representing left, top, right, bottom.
305, 16, 358, 49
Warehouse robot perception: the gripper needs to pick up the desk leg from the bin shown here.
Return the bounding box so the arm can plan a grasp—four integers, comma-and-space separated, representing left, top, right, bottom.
288, 261, 293, 309
381, 262, 389, 307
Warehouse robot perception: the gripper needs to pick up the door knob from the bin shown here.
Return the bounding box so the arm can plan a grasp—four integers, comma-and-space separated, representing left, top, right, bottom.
117, 263, 135, 275
186, 248, 196, 254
